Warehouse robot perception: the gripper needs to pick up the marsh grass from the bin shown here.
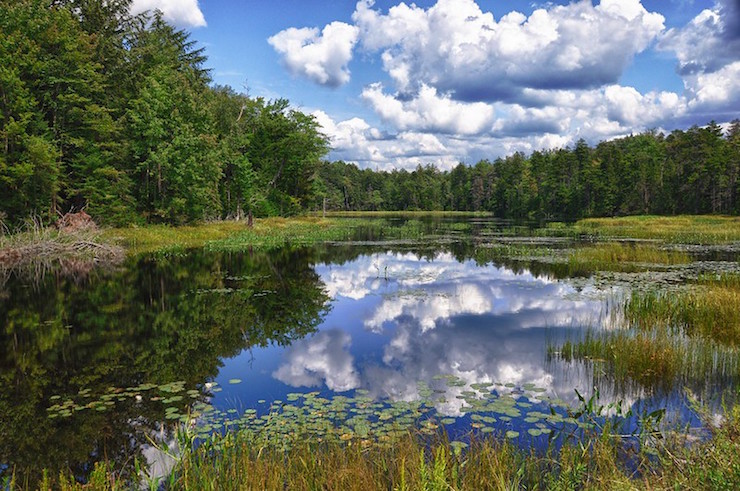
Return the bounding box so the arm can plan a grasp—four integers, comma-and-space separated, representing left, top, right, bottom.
569, 242, 691, 269
554, 330, 740, 393
321, 211, 493, 218
166, 430, 632, 491
573, 215, 740, 244
25, 411, 740, 491
553, 273, 740, 393
626, 274, 740, 345
104, 217, 370, 255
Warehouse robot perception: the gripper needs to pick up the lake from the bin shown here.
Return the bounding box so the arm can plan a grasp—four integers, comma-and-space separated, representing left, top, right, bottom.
2, 217, 738, 484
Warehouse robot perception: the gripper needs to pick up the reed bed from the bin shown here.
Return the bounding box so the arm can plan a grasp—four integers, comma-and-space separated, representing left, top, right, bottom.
17, 409, 740, 491
573, 215, 740, 244
555, 330, 740, 394
566, 242, 691, 274
552, 273, 740, 394
626, 274, 740, 345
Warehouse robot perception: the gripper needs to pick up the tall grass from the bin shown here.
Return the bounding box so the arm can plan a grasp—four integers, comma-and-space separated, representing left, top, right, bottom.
566, 242, 691, 273
573, 215, 740, 244
321, 211, 493, 218
554, 330, 740, 394
553, 273, 740, 393
104, 217, 370, 255
21, 409, 740, 490
626, 274, 740, 345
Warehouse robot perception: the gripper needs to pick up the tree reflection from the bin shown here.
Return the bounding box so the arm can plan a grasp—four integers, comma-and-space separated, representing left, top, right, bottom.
0, 247, 329, 484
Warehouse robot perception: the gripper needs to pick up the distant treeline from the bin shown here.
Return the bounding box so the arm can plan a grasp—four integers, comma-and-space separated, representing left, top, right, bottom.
315, 123, 740, 219
2, 2, 739, 227
1, 0, 328, 226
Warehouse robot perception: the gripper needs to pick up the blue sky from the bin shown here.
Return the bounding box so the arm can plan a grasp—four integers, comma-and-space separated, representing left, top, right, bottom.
131, 0, 740, 170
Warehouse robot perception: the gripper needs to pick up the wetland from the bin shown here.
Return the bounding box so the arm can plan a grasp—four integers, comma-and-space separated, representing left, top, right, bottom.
2, 215, 740, 489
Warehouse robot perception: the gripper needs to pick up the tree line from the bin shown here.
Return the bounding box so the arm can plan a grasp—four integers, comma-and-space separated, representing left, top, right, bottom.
2, 1, 739, 227
315, 123, 740, 219
1, 0, 327, 226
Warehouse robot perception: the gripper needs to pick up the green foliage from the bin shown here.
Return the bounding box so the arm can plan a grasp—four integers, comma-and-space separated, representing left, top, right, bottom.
0, 1, 328, 226
2, 1, 737, 226
313, 123, 740, 220
626, 274, 740, 345
574, 215, 740, 244
0, 247, 330, 485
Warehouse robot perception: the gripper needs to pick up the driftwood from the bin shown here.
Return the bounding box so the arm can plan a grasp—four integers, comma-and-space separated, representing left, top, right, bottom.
0, 221, 123, 284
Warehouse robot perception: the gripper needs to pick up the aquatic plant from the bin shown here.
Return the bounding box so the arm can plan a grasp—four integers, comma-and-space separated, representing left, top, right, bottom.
573, 215, 740, 244
626, 273, 740, 345
568, 243, 690, 269
26, 392, 740, 490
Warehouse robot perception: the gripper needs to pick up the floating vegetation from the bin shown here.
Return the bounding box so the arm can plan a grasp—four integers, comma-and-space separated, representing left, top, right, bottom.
170, 377, 616, 453
45, 381, 207, 422
43, 377, 594, 451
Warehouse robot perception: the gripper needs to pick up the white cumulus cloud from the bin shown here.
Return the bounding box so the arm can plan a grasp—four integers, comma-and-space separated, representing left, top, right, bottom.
658, 3, 740, 76
352, 0, 664, 101
362, 83, 496, 135
269, 22, 359, 87
130, 0, 206, 28
288, 1, 740, 169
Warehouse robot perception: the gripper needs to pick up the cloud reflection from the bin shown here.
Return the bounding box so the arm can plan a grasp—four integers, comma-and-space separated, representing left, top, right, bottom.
273, 329, 360, 392
283, 251, 613, 413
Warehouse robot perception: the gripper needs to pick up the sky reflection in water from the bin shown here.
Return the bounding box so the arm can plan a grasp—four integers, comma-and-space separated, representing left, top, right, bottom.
214, 250, 609, 416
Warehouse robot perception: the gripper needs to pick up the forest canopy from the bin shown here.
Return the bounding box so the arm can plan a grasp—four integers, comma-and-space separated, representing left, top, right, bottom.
317, 124, 740, 219
1, 0, 738, 226
0, 0, 328, 226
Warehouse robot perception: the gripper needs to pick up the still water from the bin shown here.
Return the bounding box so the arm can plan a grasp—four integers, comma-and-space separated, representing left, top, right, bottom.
0, 218, 735, 483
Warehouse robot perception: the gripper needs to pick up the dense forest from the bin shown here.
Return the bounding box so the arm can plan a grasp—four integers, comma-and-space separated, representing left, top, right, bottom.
316, 124, 740, 219
1, 0, 328, 226
2, 1, 739, 227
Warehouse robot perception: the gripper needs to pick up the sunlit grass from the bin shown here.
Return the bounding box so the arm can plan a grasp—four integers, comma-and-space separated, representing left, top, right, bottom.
554, 330, 740, 394
570, 242, 690, 266
566, 242, 691, 274
103, 217, 369, 255
25, 409, 740, 490
572, 215, 740, 244
626, 274, 740, 345
553, 273, 740, 393
321, 211, 493, 217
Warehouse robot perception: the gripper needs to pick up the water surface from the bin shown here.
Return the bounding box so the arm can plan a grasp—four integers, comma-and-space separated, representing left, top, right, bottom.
1, 217, 737, 484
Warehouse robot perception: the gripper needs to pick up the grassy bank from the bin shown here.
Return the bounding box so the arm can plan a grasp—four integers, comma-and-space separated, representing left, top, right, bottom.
566, 242, 691, 274
321, 211, 493, 218
14, 404, 740, 490
626, 273, 740, 345
102, 217, 368, 255
571, 215, 740, 244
